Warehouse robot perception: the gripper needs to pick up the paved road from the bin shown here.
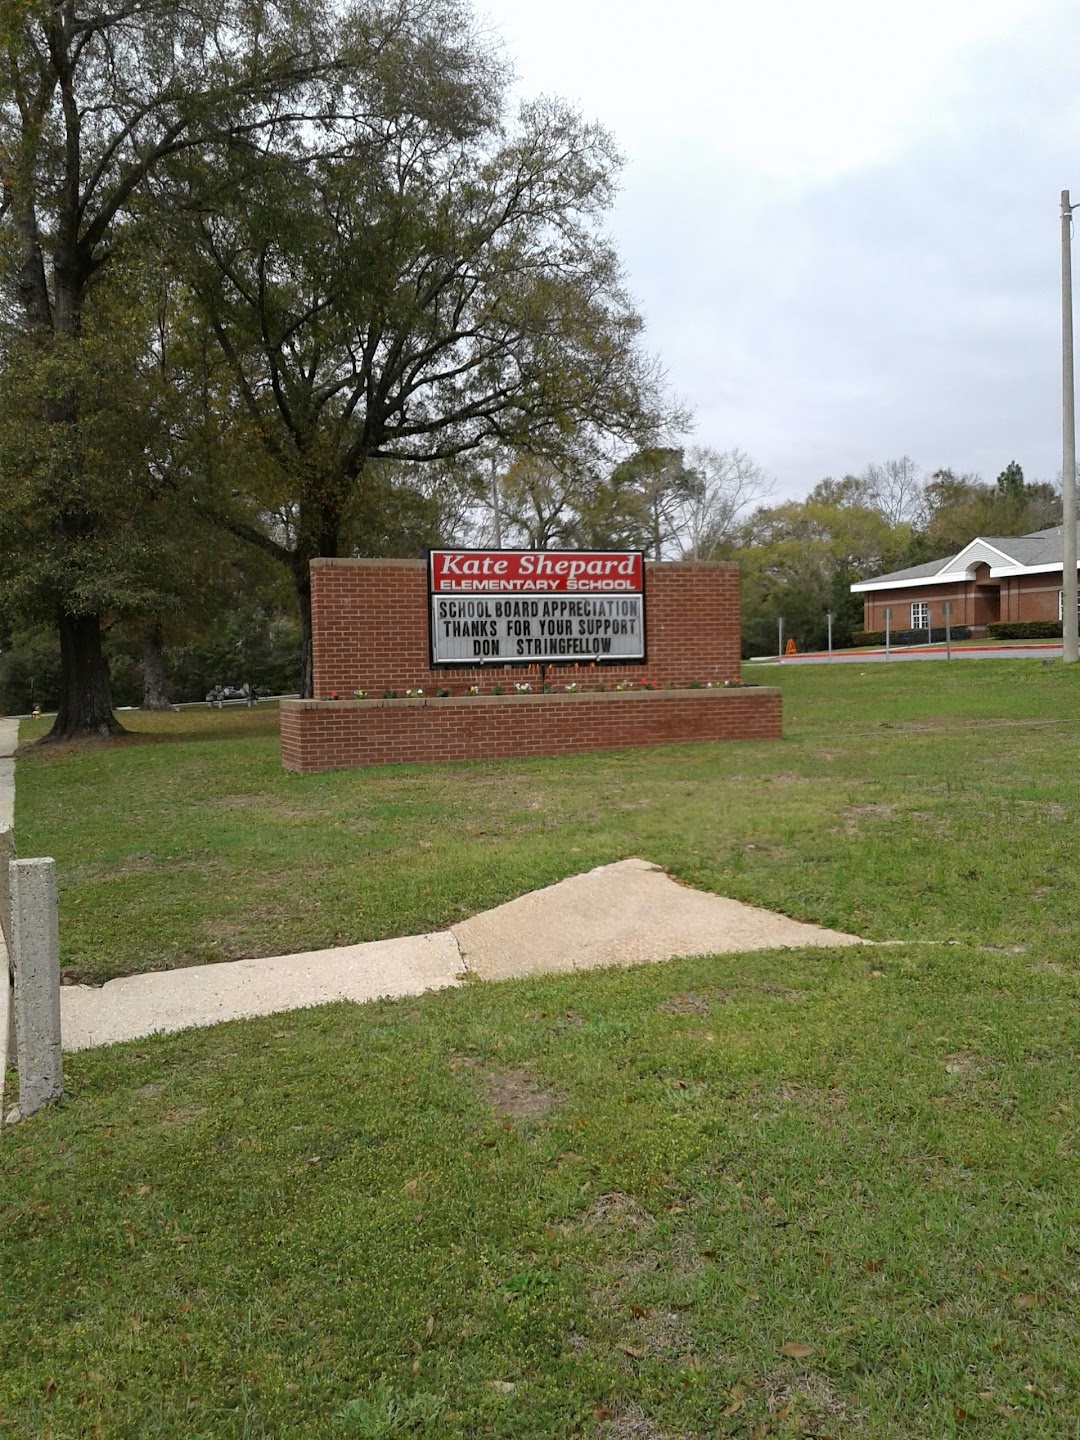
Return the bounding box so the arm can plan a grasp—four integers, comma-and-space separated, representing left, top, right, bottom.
752, 645, 1062, 667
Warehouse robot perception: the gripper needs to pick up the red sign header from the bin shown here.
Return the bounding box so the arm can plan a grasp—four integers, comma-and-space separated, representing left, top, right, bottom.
430, 549, 643, 594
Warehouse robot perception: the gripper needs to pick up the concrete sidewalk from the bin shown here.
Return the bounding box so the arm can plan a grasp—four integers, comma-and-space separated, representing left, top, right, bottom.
61, 859, 863, 1051
0, 717, 17, 830
62, 932, 464, 1050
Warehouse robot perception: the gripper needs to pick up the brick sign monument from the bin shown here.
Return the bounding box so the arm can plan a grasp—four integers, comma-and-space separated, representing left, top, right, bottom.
280, 552, 781, 772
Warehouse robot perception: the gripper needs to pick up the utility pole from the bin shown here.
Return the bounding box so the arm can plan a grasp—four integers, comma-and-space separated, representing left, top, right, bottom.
491, 453, 503, 549
1062, 190, 1078, 663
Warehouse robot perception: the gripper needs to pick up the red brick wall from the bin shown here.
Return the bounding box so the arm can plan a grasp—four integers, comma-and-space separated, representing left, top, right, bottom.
863, 581, 990, 630
281, 688, 782, 774
864, 572, 1072, 631
310, 558, 742, 697
1009, 575, 1065, 622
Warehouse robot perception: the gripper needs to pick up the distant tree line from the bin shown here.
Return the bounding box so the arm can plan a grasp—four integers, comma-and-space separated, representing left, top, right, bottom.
462, 450, 1061, 657
734, 458, 1061, 655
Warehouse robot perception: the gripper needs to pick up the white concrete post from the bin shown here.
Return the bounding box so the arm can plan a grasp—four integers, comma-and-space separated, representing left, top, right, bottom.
11, 858, 62, 1117
0, 827, 14, 1127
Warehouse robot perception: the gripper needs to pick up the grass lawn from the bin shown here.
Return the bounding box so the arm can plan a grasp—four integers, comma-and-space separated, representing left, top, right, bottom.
2, 663, 1079, 1437
14, 660, 1080, 982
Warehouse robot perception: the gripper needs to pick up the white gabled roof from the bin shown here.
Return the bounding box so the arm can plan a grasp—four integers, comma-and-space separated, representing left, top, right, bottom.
851, 526, 1076, 594
947, 537, 1025, 571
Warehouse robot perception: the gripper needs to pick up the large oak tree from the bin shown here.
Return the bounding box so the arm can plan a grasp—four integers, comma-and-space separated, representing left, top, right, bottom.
0, 0, 382, 737
164, 5, 677, 694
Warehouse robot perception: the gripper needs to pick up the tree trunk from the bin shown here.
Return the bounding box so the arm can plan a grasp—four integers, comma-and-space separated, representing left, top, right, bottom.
296, 567, 314, 699
140, 623, 172, 710
294, 512, 340, 698
45, 612, 124, 742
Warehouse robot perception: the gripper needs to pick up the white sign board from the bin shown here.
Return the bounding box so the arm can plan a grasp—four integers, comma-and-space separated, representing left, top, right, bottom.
429, 550, 646, 666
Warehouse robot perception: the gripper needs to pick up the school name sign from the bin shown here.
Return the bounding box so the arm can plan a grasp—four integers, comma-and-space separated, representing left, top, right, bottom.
429, 549, 646, 665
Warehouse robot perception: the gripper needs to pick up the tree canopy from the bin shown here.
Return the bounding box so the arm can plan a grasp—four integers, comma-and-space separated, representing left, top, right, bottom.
165, 66, 676, 689
1, 0, 369, 735
1, 0, 684, 716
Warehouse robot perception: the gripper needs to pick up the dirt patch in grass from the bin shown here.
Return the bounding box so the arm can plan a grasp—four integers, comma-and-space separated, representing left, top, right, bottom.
161, 1104, 208, 1127
69, 850, 226, 886
614, 1304, 702, 1365
636, 1306, 688, 1357
15, 731, 156, 761
1017, 800, 1068, 819
658, 992, 712, 1016
68, 852, 167, 884
484, 1067, 558, 1119
758, 981, 804, 1002
596, 1403, 682, 1439
584, 1192, 654, 1232
763, 1368, 849, 1431
843, 802, 895, 834
776, 1082, 848, 1114
200, 907, 285, 951
943, 1052, 987, 1077
659, 988, 734, 1017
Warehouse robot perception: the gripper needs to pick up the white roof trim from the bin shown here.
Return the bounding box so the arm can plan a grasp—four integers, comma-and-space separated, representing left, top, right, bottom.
851, 571, 972, 594
948, 537, 1022, 570
854, 558, 1077, 592
988, 562, 1065, 578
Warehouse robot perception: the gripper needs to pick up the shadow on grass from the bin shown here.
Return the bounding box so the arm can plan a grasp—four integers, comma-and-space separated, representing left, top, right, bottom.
16, 705, 282, 758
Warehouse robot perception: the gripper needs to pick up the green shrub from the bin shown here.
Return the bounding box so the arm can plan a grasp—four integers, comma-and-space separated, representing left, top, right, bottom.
0, 626, 61, 714
986, 621, 1063, 640
165, 602, 300, 701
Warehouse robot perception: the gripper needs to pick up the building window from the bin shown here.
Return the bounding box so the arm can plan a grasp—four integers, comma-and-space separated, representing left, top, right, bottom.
911, 602, 929, 629
1057, 590, 1080, 621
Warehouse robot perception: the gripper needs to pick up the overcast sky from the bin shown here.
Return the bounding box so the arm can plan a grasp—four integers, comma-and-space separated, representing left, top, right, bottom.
479, 0, 1079, 501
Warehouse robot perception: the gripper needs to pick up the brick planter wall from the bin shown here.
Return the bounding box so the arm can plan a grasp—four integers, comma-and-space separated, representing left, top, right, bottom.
281, 688, 782, 774
309, 558, 742, 697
